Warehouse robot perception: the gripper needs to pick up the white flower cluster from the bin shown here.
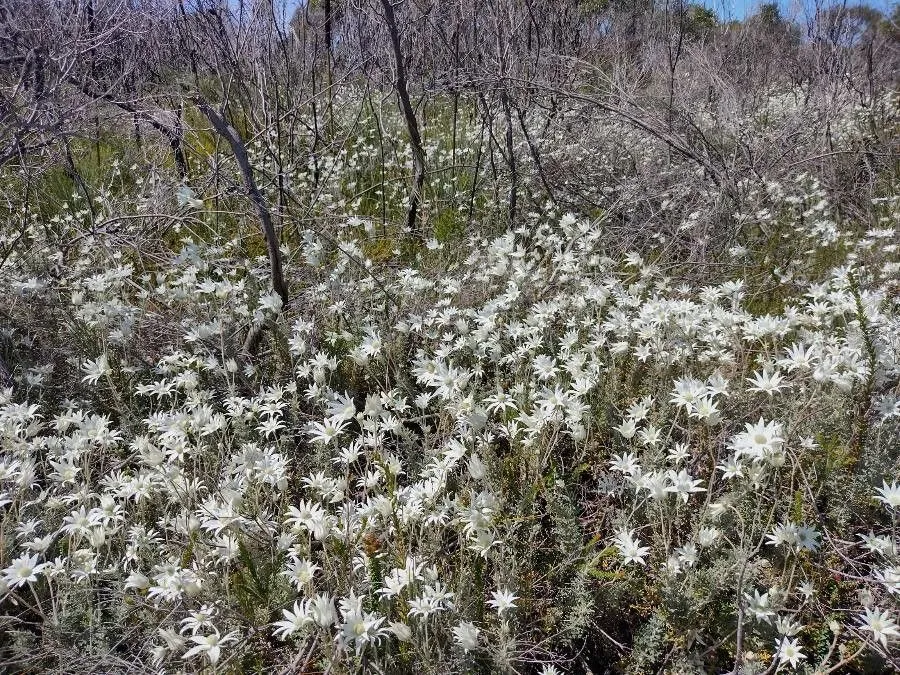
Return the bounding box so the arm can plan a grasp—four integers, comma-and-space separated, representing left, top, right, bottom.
0, 93, 898, 674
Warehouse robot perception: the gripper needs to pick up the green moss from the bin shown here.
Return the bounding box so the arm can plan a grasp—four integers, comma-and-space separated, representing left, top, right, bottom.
432, 208, 466, 242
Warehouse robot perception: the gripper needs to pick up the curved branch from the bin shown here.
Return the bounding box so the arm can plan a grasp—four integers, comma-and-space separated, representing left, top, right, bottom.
195, 97, 289, 309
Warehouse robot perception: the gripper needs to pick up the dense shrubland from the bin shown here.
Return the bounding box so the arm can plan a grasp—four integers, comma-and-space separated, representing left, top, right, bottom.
0, 1, 898, 673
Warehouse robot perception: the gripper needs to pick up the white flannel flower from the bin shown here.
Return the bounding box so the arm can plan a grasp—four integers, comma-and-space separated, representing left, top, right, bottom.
665, 469, 705, 502
181, 630, 238, 666
775, 637, 805, 669
81, 354, 111, 385
874, 480, 900, 510
272, 601, 313, 640
452, 621, 480, 652
2, 553, 45, 589
487, 588, 518, 615
614, 529, 650, 566
859, 607, 899, 648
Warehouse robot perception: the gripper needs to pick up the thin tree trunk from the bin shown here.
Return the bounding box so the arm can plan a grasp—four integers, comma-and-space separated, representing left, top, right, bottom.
196, 98, 289, 310
515, 104, 554, 204
501, 89, 517, 224
324, 0, 335, 133
380, 0, 426, 237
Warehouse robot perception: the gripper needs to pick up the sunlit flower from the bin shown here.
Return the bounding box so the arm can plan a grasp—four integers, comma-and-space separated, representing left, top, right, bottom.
487, 588, 519, 615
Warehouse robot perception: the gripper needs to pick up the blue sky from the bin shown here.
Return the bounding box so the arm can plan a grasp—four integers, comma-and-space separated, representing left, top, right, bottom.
700, 0, 897, 20
257, 0, 897, 24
